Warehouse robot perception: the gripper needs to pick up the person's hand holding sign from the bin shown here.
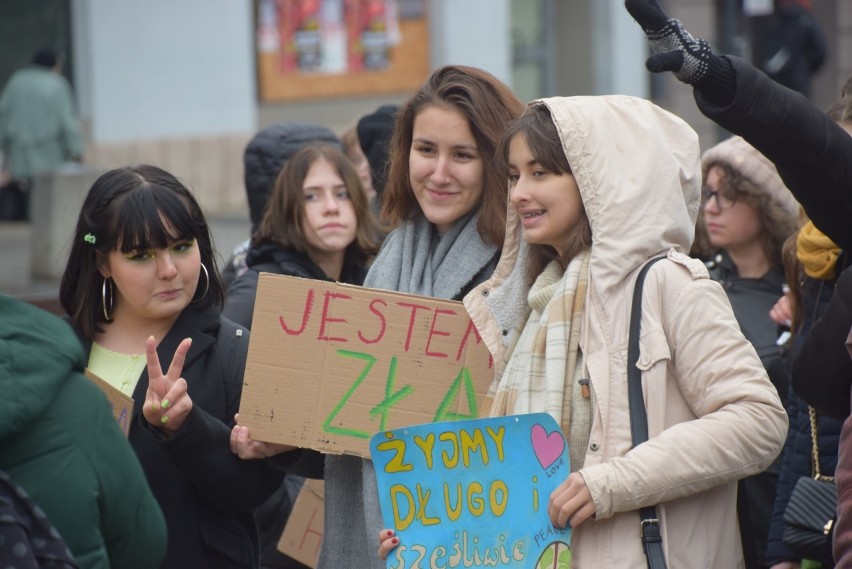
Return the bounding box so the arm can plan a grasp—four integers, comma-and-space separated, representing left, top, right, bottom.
229, 414, 295, 459
549, 472, 596, 529
377, 529, 399, 560
143, 336, 193, 435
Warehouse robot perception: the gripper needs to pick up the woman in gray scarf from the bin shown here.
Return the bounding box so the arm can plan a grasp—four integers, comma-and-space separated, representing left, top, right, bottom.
229, 65, 523, 569
323, 65, 524, 569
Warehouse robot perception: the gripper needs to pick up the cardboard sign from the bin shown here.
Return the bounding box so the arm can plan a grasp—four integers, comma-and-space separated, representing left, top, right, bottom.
84, 368, 133, 437
370, 413, 571, 568
278, 480, 324, 568
238, 274, 494, 457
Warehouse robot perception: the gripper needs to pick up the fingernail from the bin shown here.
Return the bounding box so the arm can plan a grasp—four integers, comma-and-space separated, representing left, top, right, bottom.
392, 537, 398, 544
161, 415, 169, 425
161, 399, 170, 410
239, 426, 248, 436
150, 402, 159, 412
386, 530, 394, 537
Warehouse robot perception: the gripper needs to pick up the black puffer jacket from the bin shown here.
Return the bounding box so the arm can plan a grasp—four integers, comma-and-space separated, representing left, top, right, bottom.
696, 56, 852, 252
754, 4, 826, 97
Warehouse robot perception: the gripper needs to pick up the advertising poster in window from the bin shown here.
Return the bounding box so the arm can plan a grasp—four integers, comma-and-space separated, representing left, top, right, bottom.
256, 0, 429, 101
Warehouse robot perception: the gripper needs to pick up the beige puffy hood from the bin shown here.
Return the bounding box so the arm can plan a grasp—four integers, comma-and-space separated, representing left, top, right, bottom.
543, 95, 701, 300
468, 95, 703, 368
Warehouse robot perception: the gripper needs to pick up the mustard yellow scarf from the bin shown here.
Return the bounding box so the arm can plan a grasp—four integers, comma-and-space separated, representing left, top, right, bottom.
797, 221, 840, 280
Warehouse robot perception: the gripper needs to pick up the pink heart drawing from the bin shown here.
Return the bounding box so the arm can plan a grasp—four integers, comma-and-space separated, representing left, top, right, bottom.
531, 423, 565, 469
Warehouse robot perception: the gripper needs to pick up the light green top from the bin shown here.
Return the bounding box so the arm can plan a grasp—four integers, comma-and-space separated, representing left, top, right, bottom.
87, 343, 146, 397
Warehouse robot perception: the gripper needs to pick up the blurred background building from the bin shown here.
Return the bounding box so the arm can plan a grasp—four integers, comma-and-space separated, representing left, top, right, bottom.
0, 0, 849, 296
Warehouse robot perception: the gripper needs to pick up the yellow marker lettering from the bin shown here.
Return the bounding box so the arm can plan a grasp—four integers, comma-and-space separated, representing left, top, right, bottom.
467, 481, 485, 516
459, 428, 488, 467
390, 484, 414, 531
486, 426, 505, 462
439, 431, 459, 468
443, 482, 463, 522
377, 435, 413, 473
490, 480, 509, 517
415, 483, 440, 526
413, 433, 436, 469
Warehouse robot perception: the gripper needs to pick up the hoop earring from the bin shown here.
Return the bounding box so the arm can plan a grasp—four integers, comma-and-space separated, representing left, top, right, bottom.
102, 277, 114, 321
193, 262, 210, 302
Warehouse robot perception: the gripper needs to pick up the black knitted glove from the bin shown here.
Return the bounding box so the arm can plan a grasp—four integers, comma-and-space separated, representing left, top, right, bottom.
624, 0, 714, 84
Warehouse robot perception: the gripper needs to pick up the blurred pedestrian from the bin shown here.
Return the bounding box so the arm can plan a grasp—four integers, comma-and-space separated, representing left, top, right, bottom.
0, 48, 84, 220
754, 0, 826, 98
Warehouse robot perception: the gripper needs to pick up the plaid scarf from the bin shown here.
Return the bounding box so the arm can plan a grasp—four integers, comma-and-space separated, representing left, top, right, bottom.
488, 250, 591, 451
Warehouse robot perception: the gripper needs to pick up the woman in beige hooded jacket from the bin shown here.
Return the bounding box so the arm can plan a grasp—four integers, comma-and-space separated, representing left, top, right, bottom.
380, 95, 787, 567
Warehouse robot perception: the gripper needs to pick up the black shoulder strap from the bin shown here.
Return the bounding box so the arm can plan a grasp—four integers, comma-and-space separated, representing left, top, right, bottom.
628, 256, 666, 446
627, 256, 668, 569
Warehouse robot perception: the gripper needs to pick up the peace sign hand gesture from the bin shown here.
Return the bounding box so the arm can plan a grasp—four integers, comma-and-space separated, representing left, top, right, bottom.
143, 336, 193, 435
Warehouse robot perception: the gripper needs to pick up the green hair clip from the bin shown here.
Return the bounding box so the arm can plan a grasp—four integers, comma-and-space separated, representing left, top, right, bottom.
84, 233, 96, 245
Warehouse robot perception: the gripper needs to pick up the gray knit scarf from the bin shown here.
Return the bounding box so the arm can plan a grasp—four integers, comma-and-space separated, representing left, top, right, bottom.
362, 209, 498, 298
319, 209, 499, 569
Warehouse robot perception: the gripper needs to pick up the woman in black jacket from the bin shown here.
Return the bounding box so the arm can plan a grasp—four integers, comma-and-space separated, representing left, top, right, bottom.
59, 165, 286, 569
624, 0, 852, 564
623, 0, 852, 420
224, 144, 380, 329
223, 144, 379, 569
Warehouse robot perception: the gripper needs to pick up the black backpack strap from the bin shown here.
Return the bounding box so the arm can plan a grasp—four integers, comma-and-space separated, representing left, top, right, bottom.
628, 256, 668, 569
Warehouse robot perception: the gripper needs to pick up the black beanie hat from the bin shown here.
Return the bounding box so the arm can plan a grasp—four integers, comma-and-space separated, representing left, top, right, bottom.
356, 105, 398, 199
243, 122, 341, 232
32, 48, 58, 68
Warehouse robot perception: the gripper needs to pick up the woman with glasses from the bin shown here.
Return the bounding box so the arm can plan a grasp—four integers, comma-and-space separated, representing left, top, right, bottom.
694, 135, 800, 569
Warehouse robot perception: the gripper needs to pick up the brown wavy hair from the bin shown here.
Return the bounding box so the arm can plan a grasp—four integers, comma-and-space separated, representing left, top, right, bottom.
499, 104, 592, 283
254, 144, 380, 265
696, 163, 799, 269
381, 65, 523, 247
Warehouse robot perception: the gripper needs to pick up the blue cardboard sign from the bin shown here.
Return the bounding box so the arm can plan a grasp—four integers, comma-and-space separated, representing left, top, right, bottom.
370, 413, 571, 568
